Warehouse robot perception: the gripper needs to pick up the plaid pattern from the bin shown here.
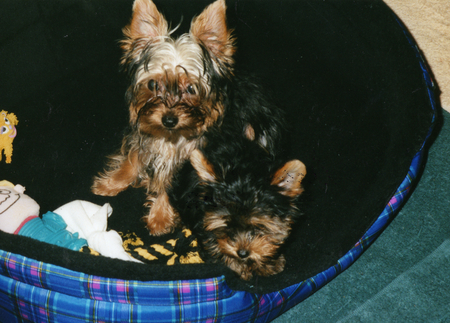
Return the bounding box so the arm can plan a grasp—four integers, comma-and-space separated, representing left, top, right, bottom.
0, 252, 233, 305
0, 15, 437, 323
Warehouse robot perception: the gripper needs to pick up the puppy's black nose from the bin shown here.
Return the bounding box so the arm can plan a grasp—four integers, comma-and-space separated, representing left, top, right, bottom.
162, 115, 178, 128
237, 249, 250, 259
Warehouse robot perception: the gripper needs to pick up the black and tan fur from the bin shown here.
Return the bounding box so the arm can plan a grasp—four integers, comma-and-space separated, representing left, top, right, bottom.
169, 131, 306, 280
92, 0, 285, 235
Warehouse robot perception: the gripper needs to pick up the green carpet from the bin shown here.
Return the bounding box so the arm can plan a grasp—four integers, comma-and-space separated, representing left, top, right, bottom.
274, 110, 450, 322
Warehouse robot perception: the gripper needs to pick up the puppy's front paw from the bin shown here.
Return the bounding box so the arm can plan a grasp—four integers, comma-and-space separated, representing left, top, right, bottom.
144, 215, 175, 236
91, 176, 128, 196
144, 193, 180, 236
92, 151, 140, 196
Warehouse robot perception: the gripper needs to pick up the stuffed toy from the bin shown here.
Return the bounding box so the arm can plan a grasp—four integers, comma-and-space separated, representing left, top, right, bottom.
0, 110, 18, 164
0, 180, 87, 250
0, 180, 140, 262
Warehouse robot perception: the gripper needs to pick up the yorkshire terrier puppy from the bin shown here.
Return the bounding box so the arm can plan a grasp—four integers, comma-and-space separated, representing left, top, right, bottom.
169, 132, 306, 280
92, 0, 285, 235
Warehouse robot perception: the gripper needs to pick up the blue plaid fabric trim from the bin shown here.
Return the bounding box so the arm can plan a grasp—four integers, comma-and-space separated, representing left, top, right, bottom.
0, 252, 234, 306
0, 13, 438, 323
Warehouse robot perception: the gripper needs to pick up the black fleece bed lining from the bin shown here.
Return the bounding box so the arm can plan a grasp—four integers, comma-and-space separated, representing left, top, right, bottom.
0, 0, 434, 294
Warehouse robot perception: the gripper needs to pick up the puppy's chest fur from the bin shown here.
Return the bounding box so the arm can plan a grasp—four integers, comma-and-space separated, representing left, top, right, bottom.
139, 137, 202, 194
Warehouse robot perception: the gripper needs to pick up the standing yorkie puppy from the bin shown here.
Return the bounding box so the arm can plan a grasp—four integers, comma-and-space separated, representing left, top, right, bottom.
169, 131, 306, 280
92, 0, 285, 235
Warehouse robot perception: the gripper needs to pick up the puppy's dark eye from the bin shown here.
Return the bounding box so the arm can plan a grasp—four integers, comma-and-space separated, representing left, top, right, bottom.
186, 85, 195, 95
148, 79, 158, 91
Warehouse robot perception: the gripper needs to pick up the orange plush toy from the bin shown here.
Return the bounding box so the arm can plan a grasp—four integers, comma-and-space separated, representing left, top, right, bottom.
0, 110, 18, 164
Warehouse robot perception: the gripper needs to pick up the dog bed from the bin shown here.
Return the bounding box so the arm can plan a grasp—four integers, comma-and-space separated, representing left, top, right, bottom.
0, 0, 438, 321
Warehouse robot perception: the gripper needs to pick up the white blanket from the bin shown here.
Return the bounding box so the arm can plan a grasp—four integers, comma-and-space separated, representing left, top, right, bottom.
54, 200, 141, 263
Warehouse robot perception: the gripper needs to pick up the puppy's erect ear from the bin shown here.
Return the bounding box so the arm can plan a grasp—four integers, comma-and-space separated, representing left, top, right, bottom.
190, 0, 236, 68
130, 0, 169, 38
122, 0, 169, 56
271, 160, 307, 197
190, 149, 217, 182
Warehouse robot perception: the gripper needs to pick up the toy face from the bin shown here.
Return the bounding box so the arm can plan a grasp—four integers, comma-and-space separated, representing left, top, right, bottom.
0, 188, 20, 214
0, 111, 18, 138
0, 111, 18, 164
0, 185, 40, 234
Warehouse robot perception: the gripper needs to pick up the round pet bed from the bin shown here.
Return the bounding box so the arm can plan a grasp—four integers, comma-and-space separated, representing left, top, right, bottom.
0, 0, 437, 321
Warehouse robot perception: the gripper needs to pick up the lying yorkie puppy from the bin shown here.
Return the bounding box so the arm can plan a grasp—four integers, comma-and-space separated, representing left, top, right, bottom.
92, 0, 286, 236
169, 131, 306, 280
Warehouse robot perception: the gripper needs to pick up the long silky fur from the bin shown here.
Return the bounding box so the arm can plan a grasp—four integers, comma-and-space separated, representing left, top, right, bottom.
169, 130, 305, 280
92, 0, 288, 236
